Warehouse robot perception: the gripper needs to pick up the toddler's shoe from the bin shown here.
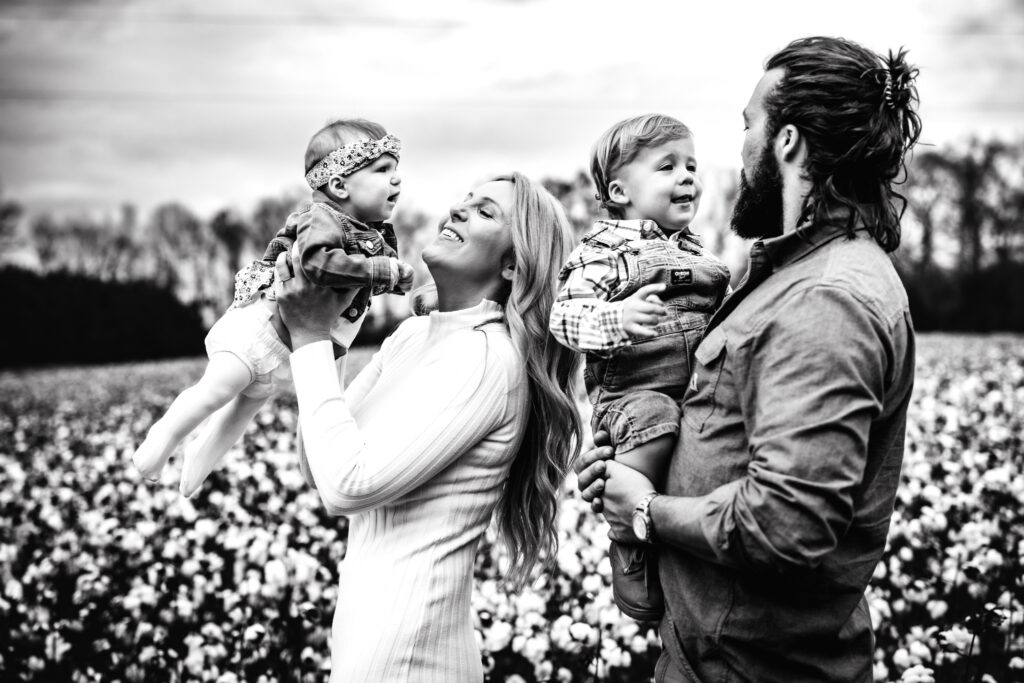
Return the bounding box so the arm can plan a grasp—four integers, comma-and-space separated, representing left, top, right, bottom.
609, 540, 664, 622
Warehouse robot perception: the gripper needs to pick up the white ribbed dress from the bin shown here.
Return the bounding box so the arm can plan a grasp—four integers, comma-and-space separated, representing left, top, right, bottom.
289, 299, 528, 682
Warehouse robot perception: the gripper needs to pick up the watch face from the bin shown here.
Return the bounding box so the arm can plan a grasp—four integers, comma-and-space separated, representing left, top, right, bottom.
632, 515, 647, 541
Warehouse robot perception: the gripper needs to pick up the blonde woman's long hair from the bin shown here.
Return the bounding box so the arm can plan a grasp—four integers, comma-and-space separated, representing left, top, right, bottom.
492, 172, 583, 589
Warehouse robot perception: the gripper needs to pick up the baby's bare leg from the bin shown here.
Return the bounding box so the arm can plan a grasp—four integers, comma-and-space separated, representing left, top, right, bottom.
268, 307, 292, 350
614, 434, 675, 491
132, 353, 252, 480
179, 392, 268, 497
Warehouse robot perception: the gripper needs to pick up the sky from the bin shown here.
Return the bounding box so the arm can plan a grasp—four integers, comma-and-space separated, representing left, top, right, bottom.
1, 0, 1023, 223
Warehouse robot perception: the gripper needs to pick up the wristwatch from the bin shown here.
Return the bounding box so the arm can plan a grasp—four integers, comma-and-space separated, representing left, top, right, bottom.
632, 492, 660, 543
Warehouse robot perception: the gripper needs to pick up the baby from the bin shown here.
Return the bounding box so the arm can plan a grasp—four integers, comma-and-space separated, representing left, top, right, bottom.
550, 114, 730, 621
133, 118, 414, 497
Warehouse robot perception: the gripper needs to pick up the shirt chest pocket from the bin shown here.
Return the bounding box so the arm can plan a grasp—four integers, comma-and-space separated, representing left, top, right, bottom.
682, 327, 727, 432
350, 233, 384, 256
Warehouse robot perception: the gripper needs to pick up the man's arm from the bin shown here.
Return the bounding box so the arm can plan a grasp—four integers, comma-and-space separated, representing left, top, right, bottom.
591, 285, 893, 574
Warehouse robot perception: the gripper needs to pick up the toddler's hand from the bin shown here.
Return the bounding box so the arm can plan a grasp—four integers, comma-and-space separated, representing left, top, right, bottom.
396, 260, 416, 293
621, 283, 667, 339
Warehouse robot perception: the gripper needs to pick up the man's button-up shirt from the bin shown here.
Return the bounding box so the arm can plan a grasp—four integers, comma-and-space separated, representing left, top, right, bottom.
658, 222, 915, 683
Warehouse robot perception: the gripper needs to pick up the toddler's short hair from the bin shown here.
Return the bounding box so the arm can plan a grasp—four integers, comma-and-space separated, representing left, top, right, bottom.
305, 118, 388, 175
590, 114, 692, 219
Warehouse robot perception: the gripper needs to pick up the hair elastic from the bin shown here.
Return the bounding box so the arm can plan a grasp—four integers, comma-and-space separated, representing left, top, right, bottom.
882, 70, 910, 111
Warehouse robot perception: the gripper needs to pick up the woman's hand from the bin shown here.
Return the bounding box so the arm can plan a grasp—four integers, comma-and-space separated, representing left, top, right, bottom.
275, 248, 358, 351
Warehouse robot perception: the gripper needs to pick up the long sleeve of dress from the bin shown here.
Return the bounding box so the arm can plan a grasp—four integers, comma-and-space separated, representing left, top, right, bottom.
297, 354, 352, 489
289, 327, 511, 517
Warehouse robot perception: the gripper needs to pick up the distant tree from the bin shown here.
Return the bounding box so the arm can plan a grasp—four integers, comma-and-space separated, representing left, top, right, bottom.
149, 202, 203, 254
543, 171, 600, 237
983, 141, 1024, 267
952, 141, 995, 275
252, 194, 302, 250
0, 183, 21, 241
907, 152, 960, 272
147, 202, 204, 288
101, 205, 143, 283
906, 138, 1024, 274
28, 214, 61, 267
211, 208, 249, 276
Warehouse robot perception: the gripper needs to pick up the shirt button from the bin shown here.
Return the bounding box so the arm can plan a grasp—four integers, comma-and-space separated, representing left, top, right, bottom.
364, 240, 375, 250
347, 308, 358, 317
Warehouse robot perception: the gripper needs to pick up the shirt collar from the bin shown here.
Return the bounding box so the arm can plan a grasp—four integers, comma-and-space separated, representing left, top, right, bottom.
426, 299, 505, 334
310, 189, 392, 232
595, 219, 702, 247
311, 189, 349, 216
759, 222, 859, 269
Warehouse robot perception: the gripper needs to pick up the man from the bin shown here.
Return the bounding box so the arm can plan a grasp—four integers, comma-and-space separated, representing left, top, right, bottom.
577, 36, 922, 682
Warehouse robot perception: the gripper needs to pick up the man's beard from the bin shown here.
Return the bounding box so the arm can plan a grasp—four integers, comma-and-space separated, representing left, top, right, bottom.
730, 142, 784, 240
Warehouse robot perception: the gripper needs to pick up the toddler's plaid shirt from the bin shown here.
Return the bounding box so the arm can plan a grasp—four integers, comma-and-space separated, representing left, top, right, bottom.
550, 219, 704, 357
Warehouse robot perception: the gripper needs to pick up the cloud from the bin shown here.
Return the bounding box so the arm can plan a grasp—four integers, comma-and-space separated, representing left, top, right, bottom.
1, 0, 1022, 220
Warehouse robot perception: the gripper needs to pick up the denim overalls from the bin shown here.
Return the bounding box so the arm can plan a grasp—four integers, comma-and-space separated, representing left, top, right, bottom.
585, 229, 731, 451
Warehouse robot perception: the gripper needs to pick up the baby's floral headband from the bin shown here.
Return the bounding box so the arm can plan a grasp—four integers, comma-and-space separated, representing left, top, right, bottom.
305, 134, 401, 190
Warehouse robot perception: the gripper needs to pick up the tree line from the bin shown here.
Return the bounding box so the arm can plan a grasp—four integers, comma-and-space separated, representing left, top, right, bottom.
1, 136, 1022, 367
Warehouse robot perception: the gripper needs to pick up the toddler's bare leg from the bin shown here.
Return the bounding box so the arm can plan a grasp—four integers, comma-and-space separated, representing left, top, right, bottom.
614, 434, 675, 491
132, 353, 253, 480
179, 392, 268, 497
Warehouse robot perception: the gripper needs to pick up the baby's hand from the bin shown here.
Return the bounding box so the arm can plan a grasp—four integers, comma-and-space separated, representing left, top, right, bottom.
621, 283, 667, 339
396, 260, 416, 293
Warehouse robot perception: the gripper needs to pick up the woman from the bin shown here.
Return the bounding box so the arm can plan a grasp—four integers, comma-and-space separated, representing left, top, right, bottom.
275, 173, 582, 681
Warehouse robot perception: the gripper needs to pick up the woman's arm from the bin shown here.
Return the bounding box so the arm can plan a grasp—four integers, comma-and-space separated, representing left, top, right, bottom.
277, 247, 510, 515
290, 331, 508, 516
297, 352, 373, 488
274, 245, 360, 488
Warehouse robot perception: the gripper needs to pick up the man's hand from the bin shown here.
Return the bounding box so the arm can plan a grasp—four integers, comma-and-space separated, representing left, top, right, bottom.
576, 429, 615, 512
621, 283, 667, 339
